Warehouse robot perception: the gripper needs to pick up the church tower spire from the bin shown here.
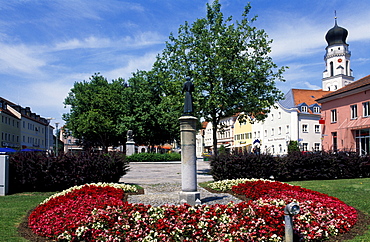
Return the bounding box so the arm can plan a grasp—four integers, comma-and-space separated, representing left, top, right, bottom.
322, 13, 354, 91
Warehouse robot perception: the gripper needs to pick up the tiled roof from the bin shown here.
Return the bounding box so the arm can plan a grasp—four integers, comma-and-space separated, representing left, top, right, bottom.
291, 89, 331, 106
280, 89, 331, 110
317, 74, 370, 101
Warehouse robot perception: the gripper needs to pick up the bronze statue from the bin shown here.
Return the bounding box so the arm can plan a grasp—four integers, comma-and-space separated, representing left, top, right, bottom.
182, 77, 194, 114
127, 130, 134, 142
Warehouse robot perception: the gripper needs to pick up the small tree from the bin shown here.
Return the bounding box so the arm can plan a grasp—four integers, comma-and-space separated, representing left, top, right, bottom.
288, 140, 300, 153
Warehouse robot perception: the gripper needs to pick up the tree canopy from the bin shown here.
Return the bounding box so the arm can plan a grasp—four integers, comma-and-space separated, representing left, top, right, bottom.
125, 70, 181, 146
63, 74, 130, 151
63, 72, 181, 151
153, 1, 286, 154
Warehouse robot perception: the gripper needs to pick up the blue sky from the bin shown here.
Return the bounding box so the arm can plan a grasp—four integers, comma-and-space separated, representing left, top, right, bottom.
0, 0, 369, 126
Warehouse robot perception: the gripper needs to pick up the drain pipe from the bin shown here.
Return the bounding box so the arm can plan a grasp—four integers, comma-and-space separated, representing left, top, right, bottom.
284, 202, 300, 242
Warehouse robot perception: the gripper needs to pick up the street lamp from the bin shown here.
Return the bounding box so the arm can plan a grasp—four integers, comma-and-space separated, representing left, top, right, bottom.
284, 202, 300, 242
46, 117, 54, 153
55, 122, 59, 157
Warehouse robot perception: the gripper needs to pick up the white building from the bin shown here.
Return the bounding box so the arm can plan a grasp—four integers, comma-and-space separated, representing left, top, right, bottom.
254, 89, 330, 155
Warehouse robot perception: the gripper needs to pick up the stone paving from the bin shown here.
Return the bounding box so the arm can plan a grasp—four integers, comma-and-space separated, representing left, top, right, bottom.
119, 159, 242, 206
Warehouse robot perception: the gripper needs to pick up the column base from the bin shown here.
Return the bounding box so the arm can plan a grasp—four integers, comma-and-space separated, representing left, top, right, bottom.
179, 191, 201, 206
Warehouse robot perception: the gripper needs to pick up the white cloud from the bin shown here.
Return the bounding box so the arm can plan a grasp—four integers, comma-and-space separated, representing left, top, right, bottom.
0, 43, 46, 75
53, 32, 165, 51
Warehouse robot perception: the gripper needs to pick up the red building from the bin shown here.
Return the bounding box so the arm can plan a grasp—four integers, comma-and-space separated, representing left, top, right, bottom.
317, 75, 370, 155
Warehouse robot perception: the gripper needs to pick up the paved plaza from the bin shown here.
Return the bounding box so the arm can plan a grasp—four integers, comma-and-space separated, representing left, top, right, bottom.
119, 159, 242, 206
119, 159, 214, 185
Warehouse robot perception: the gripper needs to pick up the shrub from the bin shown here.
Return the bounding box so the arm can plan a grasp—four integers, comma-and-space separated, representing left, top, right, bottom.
126, 152, 181, 162
210, 152, 276, 181
8, 152, 129, 193
210, 151, 370, 182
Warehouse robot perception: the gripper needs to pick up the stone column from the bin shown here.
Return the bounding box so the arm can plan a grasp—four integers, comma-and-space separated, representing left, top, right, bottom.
126, 141, 135, 156
179, 115, 200, 205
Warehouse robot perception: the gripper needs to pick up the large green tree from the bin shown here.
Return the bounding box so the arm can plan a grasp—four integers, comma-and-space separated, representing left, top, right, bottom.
63, 72, 181, 152
63, 73, 131, 151
154, 1, 286, 155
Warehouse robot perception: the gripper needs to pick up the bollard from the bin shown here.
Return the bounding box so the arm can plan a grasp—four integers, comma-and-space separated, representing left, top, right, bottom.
0, 155, 9, 196
284, 202, 300, 242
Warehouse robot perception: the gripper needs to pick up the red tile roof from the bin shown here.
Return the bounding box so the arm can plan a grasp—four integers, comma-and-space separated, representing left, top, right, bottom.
292, 89, 331, 106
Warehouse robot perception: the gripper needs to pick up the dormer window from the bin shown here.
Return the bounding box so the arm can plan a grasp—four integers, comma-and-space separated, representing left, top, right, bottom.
311, 105, 321, 113
301, 106, 308, 113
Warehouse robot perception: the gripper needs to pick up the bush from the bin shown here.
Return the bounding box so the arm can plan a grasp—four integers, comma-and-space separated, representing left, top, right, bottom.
8, 152, 129, 193
126, 152, 181, 162
210, 152, 276, 181
210, 151, 370, 182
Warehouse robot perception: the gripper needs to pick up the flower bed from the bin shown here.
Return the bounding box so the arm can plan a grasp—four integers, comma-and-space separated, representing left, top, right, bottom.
29, 180, 357, 241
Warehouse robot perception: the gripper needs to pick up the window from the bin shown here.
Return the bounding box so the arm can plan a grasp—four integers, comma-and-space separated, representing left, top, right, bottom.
278, 112, 281, 119
315, 125, 320, 133
313, 106, 320, 113
302, 124, 308, 133
286, 125, 290, 134
301, 106, 308, 113
271, 128, 274, 136
264, 130, 267, 137
331, 109, 337, 123
330, 61, 334, 76
278, 127, 282, 135
314, 143, 320, 151
302, 143, 308, 151
351, 105, 358, 119
363, 102, 370, 117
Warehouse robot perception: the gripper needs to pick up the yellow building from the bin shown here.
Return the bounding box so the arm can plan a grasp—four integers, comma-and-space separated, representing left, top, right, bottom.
233, 113, 253, 153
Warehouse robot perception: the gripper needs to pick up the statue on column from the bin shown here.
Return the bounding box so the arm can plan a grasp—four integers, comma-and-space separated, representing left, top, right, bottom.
127, 130, 134, 142
182, 77, 194, 115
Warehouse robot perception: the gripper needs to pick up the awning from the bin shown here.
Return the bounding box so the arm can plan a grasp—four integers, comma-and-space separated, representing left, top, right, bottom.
339, 116, 370, 130
0, 147, 16, 153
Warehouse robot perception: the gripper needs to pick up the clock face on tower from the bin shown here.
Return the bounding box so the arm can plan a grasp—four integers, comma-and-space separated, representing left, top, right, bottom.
338, 58, 342, 63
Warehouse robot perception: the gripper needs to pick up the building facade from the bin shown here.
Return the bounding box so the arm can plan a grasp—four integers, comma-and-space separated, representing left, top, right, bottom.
233, 113, 253, 153
217, 115, 237, 152
0, 99, 21, 150
317, 75, 370, 155
0, 97, 54, 151
252, 89, 329, 155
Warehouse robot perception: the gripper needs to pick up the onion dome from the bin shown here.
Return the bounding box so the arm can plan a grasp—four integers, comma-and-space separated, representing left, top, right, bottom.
325, 19, 348, 46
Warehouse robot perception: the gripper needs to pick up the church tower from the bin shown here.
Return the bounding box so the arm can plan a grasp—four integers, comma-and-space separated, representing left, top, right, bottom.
322, 17, 354, 91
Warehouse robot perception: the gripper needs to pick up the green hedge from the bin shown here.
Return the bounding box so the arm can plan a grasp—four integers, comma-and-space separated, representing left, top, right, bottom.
126, 152, 181, 162
8, 152, 129, 193
210, 152, 370, 181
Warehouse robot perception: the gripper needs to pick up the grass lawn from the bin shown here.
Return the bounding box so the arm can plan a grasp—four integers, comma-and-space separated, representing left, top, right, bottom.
289, 178, 370, 242
0, 178, 369, 241
0, 192, 53, 242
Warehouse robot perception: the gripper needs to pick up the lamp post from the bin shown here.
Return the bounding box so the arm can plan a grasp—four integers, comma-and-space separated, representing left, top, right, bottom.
55, 122, 59, 157
46, 117, 54, 153
284, 202, 300, 242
